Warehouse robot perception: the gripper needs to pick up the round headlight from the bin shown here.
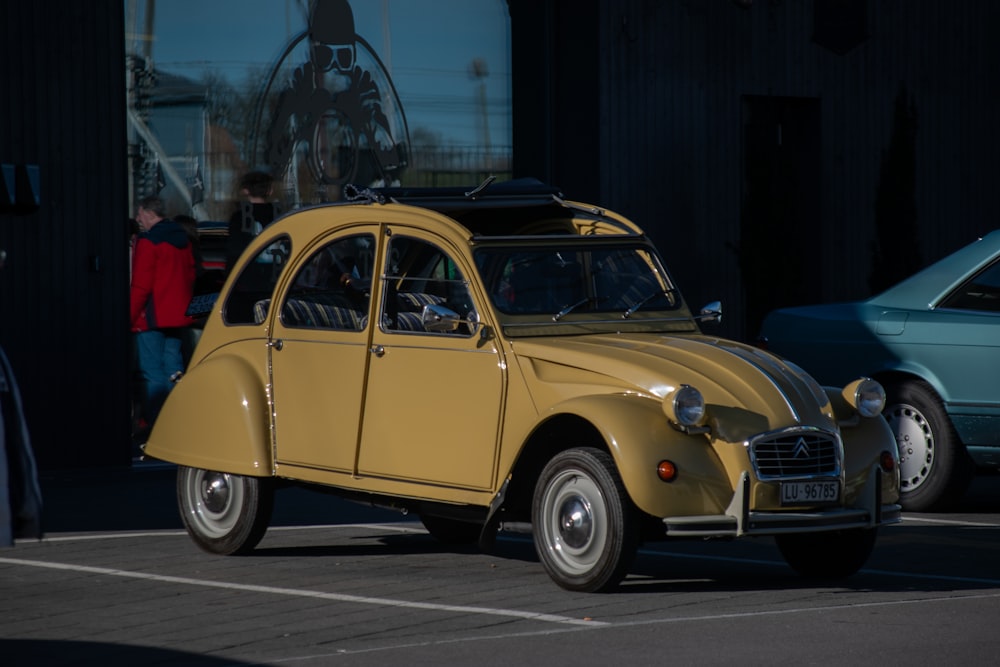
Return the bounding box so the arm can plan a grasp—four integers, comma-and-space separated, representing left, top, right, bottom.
665, 384, 706, 427
843, 378, 886, 418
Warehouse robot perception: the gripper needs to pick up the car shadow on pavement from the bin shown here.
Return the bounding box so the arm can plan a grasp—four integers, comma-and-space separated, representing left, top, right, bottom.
0, 639, 260, 667
36, 464, 414, 534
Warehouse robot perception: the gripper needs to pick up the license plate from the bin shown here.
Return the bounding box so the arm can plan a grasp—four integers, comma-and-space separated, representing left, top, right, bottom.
780, 480, 840, 506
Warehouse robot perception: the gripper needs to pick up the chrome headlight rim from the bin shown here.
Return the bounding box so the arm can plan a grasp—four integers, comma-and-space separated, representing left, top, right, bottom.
844, 377, 886, 418
664, 384, 707, 428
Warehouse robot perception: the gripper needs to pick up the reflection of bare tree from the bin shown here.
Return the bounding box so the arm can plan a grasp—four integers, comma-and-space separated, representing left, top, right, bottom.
202, 66, 272, 161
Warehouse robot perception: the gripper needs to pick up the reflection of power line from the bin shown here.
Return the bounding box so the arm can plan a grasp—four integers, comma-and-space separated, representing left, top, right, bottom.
155, 60, 261, 68
158, 61, 510, 76
397, 94, 510, 112
395, 67, 511, 79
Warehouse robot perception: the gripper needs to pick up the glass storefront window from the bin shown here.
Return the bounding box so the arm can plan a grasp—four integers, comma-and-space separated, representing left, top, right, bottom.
124, 0, 512, 219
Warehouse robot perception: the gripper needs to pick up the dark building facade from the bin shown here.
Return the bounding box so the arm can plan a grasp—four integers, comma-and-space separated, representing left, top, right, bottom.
2, 0, 998, 469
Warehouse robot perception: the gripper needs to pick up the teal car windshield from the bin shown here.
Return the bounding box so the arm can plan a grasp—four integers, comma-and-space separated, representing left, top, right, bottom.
473, 244, 680, 319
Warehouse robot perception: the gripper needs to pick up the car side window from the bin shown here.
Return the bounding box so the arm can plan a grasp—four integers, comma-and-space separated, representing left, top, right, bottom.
223, 235, 292, 325
278, 234, 375, 331
380, 236, 477, 335
940, 259, 1000, 312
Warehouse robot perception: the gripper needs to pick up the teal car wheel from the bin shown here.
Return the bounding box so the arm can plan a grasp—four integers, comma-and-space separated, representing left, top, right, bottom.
884, 380, 973, 512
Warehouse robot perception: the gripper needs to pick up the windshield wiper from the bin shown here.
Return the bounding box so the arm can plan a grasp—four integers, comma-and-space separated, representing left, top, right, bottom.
553, 295, 612, 321
623, 288, 677, 319
554, 297, 592, 321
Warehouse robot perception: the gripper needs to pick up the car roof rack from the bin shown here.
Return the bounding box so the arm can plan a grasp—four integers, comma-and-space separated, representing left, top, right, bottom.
341, 177, 637, 237
344, 177, 564, 211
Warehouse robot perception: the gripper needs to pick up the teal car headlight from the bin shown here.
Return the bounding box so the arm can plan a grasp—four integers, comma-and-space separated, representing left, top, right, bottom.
842, 377, 886, 417
664, 384, 707, 429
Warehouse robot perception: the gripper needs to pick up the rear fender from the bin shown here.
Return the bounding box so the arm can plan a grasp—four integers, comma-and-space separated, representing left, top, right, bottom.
144, 352, 273, 476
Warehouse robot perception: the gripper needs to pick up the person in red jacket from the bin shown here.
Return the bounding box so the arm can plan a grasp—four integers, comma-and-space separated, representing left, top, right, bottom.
130, 195, 196, 436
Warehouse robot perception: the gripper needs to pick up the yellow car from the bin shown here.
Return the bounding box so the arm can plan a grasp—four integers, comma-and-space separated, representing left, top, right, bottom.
146, 179, 901, 592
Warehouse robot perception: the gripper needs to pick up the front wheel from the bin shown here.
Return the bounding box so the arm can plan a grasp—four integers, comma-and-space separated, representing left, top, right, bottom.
532, 448, 639, 593
776, 528, 877, 579
883, 379, 974, 512
176, 466, 274, 555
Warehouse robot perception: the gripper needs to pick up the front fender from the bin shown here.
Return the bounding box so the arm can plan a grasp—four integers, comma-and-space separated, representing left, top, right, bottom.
842, 416, 901, 506
144, 352, 272, 476
546, 393, 733, 518
825, 388, 901, 505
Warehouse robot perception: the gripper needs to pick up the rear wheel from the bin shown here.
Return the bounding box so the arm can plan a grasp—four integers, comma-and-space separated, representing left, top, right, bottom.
176, 466, 274, 555
776, 528, 877, 578
883, 379, 974, 511
420, 514, 481, 545
532, 448, 639, 593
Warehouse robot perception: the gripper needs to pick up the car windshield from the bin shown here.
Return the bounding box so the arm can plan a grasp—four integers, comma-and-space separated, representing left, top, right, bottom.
474, 243, 682, 321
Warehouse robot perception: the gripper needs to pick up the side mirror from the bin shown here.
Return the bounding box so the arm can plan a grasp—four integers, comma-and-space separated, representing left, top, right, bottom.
422, 304, 481, 334
696, 301, 722, 324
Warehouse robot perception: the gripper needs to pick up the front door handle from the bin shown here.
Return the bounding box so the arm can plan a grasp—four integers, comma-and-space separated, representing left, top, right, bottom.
270, 339, 284, 351
370, 344, 385, 357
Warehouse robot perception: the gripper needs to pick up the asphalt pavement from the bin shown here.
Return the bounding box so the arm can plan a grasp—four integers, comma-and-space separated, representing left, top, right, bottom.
34, 459, 408, 534
2, 461, 999, 667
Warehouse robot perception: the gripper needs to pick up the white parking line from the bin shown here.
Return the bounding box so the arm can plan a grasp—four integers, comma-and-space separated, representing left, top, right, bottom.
641, 549, 1000, 586
30, 522, 422, 544
12, 519, 1000, 621
264, 591, 1000, 663
898, 516, 1000, 527
0, 556, 604, 627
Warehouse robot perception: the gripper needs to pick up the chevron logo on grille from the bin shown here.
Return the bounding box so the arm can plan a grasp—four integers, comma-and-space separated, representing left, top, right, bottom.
792, 437, 811, 458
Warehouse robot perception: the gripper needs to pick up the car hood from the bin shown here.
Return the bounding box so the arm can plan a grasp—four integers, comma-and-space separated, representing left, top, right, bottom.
512, 333, 837, 433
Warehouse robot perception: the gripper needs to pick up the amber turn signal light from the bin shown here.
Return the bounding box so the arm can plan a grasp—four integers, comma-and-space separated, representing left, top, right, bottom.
657, 460, 678, 482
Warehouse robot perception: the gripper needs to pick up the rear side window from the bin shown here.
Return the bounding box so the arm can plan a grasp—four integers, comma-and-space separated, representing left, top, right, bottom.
940, 259, 1000, 312
223, 236, 292, 325
277, 234, 375, 331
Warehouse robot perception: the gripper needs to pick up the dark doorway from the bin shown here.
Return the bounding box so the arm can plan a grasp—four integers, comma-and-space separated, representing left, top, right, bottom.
739, 96, 822, 340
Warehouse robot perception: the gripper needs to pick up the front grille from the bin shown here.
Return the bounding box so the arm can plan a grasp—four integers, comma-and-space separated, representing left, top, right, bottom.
749, 430, 841, 479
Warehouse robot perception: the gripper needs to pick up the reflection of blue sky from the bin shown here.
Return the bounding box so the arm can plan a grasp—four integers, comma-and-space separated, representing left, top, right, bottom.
126, 0, 510, 148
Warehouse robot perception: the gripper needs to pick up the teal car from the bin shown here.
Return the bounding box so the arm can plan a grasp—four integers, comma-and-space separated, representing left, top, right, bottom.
760, 231, 1000, 511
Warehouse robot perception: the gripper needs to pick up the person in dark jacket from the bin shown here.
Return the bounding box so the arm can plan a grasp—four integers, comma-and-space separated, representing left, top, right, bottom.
225, 171, 279, 273
130, 195, 196, 433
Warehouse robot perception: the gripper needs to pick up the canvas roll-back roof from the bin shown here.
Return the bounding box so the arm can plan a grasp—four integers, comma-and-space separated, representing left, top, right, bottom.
344, 177, 641, 237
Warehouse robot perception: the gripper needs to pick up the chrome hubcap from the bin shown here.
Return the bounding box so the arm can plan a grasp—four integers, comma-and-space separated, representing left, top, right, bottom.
886, 403, 933, 492
201, 472, 231, 514
540, 468, 608, 576
182, 468, 245, 538
557, 496, 593, 549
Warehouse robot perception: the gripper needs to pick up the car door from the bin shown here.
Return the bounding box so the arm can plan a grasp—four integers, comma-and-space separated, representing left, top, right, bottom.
269, 229, 379, 473
923, 258, 1000, 440
356, 229, 505, 490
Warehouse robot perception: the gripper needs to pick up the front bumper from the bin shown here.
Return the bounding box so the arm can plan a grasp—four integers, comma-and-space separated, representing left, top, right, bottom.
663, 467, 901, 538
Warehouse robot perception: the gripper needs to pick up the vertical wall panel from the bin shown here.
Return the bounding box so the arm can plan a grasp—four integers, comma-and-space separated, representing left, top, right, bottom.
575, 0, 1000, 341
0, 1, 130, 469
